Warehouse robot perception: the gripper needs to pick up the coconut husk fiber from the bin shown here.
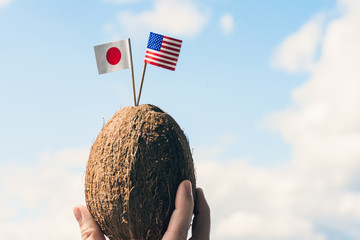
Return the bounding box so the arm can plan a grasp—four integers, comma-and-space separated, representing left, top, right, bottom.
85, 104, 196, 240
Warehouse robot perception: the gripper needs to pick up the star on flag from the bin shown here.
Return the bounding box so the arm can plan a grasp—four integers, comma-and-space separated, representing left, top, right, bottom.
144, 32, 182, 71
93, 33, 183, 106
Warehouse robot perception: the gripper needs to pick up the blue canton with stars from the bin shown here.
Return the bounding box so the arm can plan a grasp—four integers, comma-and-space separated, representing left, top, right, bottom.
147, 32, 164, 51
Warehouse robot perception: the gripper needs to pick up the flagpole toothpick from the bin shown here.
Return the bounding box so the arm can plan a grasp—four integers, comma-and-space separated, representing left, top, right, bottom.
136, 62, 147, 106
130, 66, 136, 107
94, 33, 182, 107
135, 32, 182, 106
128, 39, 137, 106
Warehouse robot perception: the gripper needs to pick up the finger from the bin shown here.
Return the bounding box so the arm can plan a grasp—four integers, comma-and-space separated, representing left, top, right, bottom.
189, 188, 210, 240
73, 205, 106, 240
162, 180, 194, 240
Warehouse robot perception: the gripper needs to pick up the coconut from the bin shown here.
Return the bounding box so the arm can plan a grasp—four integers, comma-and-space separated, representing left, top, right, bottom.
85, 104, 196, 240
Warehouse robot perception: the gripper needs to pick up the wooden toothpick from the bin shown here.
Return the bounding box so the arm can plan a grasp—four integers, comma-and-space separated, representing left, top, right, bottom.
136, 62, 147, 106
128, 39, 137, 106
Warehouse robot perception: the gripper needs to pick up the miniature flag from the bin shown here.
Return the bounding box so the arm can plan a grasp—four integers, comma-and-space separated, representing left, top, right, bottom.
144, 32, 182, 71
94, 39, 132, 74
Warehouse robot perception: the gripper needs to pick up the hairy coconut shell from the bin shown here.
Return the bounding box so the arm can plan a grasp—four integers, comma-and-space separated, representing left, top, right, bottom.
85, 104, 196, 240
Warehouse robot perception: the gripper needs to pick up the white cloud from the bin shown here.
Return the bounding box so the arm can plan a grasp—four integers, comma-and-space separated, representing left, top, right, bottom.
194, 157, 330, 240
0, 0, 12, 8
114, 0, 210, 37
193, 0, 360, 239
3, 3, 360, 238
219, 14, 234, 34
195, 147, 360, 239
0, 148, 88, 240
271, 14, 325, 73
216, 211, 325, 240
267, 0, 360, 158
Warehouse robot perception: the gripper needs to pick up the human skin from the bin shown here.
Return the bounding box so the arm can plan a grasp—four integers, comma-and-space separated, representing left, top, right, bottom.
73, 180, 211, 240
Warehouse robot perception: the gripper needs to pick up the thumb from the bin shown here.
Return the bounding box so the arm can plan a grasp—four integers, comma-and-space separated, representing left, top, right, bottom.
73, 205, 106, 240
162, 180, 194, 240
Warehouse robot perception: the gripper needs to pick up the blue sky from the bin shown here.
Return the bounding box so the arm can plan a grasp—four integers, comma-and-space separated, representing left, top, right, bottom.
0, 0, 334, 166
3, 0, 360, 239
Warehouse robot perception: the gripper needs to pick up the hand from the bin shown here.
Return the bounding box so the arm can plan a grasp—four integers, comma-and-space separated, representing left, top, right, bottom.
162, 181, 210, 240
73, 180, 210, 240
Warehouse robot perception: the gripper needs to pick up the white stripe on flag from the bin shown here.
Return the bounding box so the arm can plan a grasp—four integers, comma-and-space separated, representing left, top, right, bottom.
162, 43, 181, 50
144, 32, 182, 71
160, 48, 180, 55
146, 49, 179, 60
145, 53, 178, 64
163, 38, 182, 45
145, 58, 176, 68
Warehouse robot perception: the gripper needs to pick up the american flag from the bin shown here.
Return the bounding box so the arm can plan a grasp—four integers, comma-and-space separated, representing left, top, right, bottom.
144, 32, 182, 71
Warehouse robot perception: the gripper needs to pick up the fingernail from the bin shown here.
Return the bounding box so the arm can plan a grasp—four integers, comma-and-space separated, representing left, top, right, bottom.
198, 188, 204, 196
185, 181, 193, 197
73, 206, 82, 223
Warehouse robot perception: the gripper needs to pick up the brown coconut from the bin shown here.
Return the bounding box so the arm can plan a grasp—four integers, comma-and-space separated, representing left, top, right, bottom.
85, 104, 196, 240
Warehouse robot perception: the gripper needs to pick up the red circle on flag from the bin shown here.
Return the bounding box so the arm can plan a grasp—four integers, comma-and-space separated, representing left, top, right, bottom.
106, 47, 121, 65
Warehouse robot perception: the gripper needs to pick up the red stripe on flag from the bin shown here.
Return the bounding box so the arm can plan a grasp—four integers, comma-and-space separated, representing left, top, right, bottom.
160, 49, 179, 57
163, 36, 182, 43
162, 40, 182, 48
146, 50, 178, 62
145, 59, 176, 71
145, 55, 177, 66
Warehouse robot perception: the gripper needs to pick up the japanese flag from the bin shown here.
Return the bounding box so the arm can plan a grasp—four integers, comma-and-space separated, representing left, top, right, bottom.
94, 38, 132, 74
